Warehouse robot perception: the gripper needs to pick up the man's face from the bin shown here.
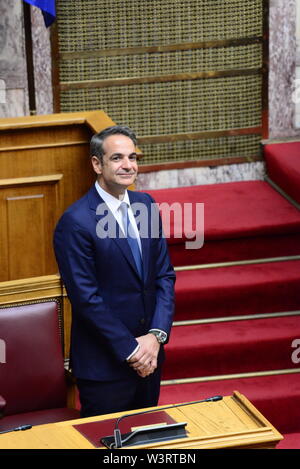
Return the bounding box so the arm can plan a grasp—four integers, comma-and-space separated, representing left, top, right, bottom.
92, 134, 138, 197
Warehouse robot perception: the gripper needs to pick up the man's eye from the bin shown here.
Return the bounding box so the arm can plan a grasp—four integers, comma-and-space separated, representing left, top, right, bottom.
112, 156, 121, 161
129, 155, 137, 161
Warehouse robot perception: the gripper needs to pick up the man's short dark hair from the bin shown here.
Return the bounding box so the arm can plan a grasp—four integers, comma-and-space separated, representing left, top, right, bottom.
90, 125, 137, 162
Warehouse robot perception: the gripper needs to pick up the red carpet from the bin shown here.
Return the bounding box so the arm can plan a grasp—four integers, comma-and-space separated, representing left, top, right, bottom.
264, 142, 300, 205
148, 157, 300, 448
277, 432, 300, 449
148, 180, 300, 265
169, 232, 300, 266
163, 315, 300, 379
148, 180, 300, 241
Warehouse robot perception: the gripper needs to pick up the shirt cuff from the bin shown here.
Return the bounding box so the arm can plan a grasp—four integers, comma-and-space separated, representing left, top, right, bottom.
126, 344, 140, 361
149, 328, 167, 335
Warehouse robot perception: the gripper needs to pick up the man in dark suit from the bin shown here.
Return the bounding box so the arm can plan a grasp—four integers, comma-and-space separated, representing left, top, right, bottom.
54, 125, 175, 417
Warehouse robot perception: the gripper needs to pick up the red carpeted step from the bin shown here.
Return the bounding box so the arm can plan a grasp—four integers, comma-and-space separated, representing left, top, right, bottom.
148, 179, 300, 442
174, 260, 300, 321
264, 142, 300, 205
168, 233, 300, 266
277, 432, 300, 449
158, 372, 300, 434
148, 181, 300, 265
163, 316, 300, 379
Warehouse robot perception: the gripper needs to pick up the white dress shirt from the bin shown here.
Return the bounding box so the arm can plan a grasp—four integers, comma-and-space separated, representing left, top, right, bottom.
95, 181, 142, 253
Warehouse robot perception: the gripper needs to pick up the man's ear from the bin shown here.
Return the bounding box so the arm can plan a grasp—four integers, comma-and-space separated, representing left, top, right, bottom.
91, 155, 102, 175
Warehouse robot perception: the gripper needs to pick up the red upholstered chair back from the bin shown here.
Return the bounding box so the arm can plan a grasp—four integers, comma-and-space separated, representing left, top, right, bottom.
0, 301, 67, 415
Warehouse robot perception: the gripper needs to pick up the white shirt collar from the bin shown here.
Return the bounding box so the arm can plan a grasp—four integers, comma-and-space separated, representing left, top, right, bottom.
95, 181, 130, 215
95, 181, 141, 249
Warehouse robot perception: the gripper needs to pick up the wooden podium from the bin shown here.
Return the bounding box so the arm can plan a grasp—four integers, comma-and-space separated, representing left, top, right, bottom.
0, 392, 283, 449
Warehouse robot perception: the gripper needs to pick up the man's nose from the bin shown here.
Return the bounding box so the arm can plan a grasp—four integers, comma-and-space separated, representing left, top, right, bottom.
122, 157, 132, 169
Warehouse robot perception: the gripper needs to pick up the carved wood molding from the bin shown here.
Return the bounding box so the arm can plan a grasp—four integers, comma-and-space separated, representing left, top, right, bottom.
0, 174, 63, 188
0, 274, 62, 305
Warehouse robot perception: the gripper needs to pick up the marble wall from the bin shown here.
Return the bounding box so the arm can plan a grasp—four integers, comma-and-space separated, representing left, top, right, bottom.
135, 162, 265, 191
31, 7, 53, 115
0, 4, 52, 118
0, 0, 29, 117
0, 2, 299, 189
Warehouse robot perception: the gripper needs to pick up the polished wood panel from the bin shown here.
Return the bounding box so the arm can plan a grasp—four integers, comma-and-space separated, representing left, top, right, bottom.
0, 111, 115, 282
0, 175, 62, 281
6, 194, 46, 279
0, 392, 283, 449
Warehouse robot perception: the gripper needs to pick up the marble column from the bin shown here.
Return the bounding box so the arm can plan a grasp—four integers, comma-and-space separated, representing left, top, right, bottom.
269, 0, 300, 138
0, 0, 29, 118
31, 7, 53, 115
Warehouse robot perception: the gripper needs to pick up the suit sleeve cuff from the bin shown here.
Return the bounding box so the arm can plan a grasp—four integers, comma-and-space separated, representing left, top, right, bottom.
126, 344, 140, 361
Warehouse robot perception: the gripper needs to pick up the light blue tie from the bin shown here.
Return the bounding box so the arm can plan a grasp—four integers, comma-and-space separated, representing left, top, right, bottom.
120, 202, 143, 278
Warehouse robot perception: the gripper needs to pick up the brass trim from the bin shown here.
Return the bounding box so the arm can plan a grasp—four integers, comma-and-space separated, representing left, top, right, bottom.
173, 311, 300, 327
138, 127, 262, 145
161, 368, 300, 386
264, 176, 300, 211
60, 68, 262, 90
59, 37, 263, 60
0, 110, 109, 130
174, 255, 300, 272
262, 137, 300, 144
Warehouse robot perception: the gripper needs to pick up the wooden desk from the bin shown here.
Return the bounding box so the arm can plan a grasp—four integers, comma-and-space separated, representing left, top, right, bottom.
0, 392, 283, 449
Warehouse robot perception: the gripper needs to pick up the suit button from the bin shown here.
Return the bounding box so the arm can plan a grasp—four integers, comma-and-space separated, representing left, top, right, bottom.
140, 318, 145, 325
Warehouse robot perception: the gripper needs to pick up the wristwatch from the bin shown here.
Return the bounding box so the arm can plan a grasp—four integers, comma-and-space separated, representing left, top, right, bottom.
149, 329, 167, 344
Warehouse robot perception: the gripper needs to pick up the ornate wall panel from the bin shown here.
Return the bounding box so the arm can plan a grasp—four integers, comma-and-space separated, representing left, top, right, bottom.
52, 0, 268, 169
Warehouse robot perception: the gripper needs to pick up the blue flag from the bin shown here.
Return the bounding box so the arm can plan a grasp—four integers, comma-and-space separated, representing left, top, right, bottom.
23, 0, 56, 27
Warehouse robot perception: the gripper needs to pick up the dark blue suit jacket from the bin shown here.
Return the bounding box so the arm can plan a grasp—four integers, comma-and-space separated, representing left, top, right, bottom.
53, 185, 175, 381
